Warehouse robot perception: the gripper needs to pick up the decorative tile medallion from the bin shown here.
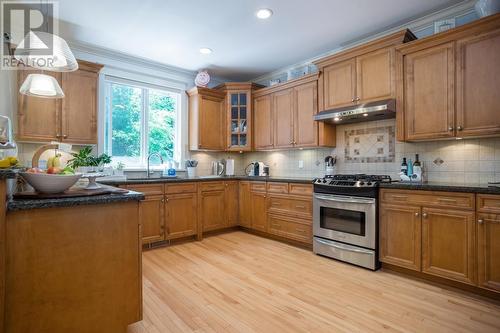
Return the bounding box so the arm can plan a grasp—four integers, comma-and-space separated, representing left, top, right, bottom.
344, 126, 395, 163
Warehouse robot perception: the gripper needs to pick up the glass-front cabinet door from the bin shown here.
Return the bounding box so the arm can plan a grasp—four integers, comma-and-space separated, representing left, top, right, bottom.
216, 83, 262, 152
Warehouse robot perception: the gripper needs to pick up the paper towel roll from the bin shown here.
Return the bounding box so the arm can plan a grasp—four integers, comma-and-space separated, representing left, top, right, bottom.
226, 159, 234, 176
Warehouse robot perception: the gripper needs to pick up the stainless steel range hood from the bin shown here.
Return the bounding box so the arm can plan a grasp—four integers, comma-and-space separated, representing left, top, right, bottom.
314, 99, 395, 125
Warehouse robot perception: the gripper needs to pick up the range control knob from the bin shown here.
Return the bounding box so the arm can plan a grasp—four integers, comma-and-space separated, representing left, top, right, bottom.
322, 179, 327, 183
367, 182, 372, 186
359, 181, 365, 186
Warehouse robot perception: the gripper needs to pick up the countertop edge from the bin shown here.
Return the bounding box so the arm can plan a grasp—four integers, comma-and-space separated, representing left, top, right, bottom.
379, 182, 500, 195
99, 176, 315, 186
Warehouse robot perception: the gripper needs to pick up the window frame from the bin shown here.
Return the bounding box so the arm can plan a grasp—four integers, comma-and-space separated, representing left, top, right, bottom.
101, 75, 182, 169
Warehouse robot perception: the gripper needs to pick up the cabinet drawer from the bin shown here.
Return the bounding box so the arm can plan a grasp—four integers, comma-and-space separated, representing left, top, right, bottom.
268, 215, 312, 244
250, 182, 267, 193
477, 194, 500, 214
267, 182, 289, 194
380, 189, 474, 210
268, 196, 312, 218
289, 183, 313, 196
126, 183, 164, 196
165, 182, 197, 194
199, 181, 225, 192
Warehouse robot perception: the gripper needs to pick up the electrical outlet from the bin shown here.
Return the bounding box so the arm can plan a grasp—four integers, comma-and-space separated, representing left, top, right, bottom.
298, 160, 304, 169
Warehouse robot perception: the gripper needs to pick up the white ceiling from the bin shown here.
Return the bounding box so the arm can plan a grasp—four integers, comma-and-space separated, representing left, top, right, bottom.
53, 0, 463, 81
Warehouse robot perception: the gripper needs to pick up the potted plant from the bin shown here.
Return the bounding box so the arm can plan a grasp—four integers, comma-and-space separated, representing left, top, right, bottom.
68, 146, 112, 173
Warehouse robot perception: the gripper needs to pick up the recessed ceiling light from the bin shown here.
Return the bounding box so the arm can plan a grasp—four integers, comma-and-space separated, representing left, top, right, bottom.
256, 8, 273, 19
199, 47, 212, 55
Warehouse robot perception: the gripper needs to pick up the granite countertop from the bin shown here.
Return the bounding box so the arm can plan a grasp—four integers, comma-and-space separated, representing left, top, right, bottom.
99, 175, 315, 186
7, 189, 145, 211
380, 181, 500, 195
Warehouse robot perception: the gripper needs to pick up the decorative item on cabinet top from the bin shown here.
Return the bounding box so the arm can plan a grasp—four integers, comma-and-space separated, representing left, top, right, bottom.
194, 70, 211, 87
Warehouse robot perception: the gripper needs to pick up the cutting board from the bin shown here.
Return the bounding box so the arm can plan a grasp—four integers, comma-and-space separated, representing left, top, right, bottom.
13, 185, 129, 200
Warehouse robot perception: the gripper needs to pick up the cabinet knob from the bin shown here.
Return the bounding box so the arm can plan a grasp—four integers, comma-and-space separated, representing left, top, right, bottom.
62, 135, 67, 139
161, 199, 165, 203
422, 212, 428, 218
478, 219, 484, 224
448, 126, 454, 131
356, 97, 360, 101
457, 126, 463, 131
415, 212, 419, 217
351, 98, 355, 103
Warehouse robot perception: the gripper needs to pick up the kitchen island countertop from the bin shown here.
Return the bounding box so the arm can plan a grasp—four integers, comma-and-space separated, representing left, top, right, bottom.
380, 181, 500, 195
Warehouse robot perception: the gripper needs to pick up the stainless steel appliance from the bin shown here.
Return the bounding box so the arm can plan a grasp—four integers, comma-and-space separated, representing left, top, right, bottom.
211, 160, 225, 176
313, 174, 392, 270
245, 162, 268, 176
313, 99, 395, 125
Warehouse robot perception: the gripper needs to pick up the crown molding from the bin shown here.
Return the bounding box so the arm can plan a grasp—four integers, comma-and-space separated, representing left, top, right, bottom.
252, 0, 477, 84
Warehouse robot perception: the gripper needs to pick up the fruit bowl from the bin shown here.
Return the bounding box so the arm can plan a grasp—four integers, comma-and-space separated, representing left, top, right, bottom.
20, 172, 82, 194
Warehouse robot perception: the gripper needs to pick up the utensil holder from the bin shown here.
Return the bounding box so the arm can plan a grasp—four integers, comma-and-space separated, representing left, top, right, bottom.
187, 167, 197, 178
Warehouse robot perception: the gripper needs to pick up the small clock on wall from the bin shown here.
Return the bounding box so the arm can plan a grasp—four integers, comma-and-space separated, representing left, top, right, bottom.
195, 70, 210, 87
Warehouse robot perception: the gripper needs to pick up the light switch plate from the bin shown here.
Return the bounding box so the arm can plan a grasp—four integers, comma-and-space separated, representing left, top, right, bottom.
298, 160, 304, 169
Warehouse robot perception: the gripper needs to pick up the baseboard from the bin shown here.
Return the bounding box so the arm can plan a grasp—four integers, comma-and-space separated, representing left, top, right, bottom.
382, 263, 500, 302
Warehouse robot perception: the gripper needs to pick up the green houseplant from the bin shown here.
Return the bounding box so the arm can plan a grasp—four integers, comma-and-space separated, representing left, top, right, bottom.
68, 146, 112, 172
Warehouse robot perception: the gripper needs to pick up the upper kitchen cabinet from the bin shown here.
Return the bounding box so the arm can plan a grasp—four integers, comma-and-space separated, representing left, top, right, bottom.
314, 29, 415, 112
215, 82, 263, 152
396, 14, 500, 141
17, 60, 103, 143
253, 73, 335, 150
187, 87, 226, 151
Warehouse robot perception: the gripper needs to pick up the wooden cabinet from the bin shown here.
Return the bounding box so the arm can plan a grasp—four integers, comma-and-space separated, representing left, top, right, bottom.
165, 192, 197, 240
224, 181, 239, 227
60, 67, 98, 144
17, 60, 102, 143
215, 83, 262, 151
403, 42, 455, 141
187, 87, 225, 151
456, 28, 500, 137
314, 30, 414, 112
477, 213, 500, 292
138, 195, 165, 244
396, 15, 500, 141
356, 48, 394, 103
251, 191, 267, 232
238, 182, 252, 227
421, 207, 475, 284
379, 204, 421, 271
322, 59, 356, 109
253, 74, 335, 150
199, 189, 226, 232
293, 81, 318, 147
273, 88, 294, 149
253, 95, 274, 150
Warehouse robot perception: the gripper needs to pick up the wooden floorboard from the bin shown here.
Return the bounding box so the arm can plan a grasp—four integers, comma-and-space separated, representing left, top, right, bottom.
128, 231, 500, 333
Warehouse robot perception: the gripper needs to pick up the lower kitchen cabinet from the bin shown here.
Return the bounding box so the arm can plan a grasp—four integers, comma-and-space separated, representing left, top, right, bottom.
251, 191, 268, 232
477, 213, 500, 292
268, 214, 312, 244
379, 204, 421, 271
165, 193, 197, 240
225, 181, 239, 227
239, 182, 252, 227
421, 207, 476, 285
138, 195, 165, 244
200, 189, 226, 232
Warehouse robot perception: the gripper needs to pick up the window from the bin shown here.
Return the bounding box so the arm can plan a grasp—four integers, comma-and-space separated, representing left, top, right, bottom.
103, 78, 181, 168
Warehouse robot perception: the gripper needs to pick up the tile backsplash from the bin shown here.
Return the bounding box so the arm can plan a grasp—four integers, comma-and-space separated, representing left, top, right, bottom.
239, 119, 500, 184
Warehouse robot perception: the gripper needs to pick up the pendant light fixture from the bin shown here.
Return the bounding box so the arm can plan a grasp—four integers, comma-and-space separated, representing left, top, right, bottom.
17, 0, 78, 99
19, 73, 64, 98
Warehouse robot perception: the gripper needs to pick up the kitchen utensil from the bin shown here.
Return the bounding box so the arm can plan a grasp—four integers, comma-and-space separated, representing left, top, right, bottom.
211, 160, 225, 176
245, 161, 268, 176
20, 172, 82, 194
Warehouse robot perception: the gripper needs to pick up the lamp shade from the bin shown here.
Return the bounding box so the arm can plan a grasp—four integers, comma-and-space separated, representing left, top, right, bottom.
19, 73, 65, 98
14, 31, 78, 72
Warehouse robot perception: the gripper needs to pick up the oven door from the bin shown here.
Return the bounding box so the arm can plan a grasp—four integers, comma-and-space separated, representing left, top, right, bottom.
313, 193, 376, 249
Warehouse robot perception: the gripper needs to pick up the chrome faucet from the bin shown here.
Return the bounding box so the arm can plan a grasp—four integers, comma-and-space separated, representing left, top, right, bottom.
147, 152, 164, 178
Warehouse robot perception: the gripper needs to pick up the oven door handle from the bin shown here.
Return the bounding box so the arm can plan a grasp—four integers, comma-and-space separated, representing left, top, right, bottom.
314, 194, 375, 204
315, 238, 374, 255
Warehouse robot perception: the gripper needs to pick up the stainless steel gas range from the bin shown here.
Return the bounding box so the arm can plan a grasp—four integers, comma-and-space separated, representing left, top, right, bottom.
312, 174, 392, 270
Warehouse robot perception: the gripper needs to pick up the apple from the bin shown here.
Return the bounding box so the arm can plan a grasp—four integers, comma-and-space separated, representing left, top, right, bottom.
47, 167, 61, 174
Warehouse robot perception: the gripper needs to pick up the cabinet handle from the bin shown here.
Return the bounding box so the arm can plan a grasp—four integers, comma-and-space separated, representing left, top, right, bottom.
351, 98, 355, 103
478, 219, 484, 224
422, 212, 428, 218
161, 199, 165, 203
62, 134, 67, 139
415, 212, 419, 217
457, 126, 463, 131
448, 126, 454, 131
356, 97, 360, 101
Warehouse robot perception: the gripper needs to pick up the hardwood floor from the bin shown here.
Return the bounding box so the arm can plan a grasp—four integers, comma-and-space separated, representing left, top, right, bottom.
128, 231, 500, 333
